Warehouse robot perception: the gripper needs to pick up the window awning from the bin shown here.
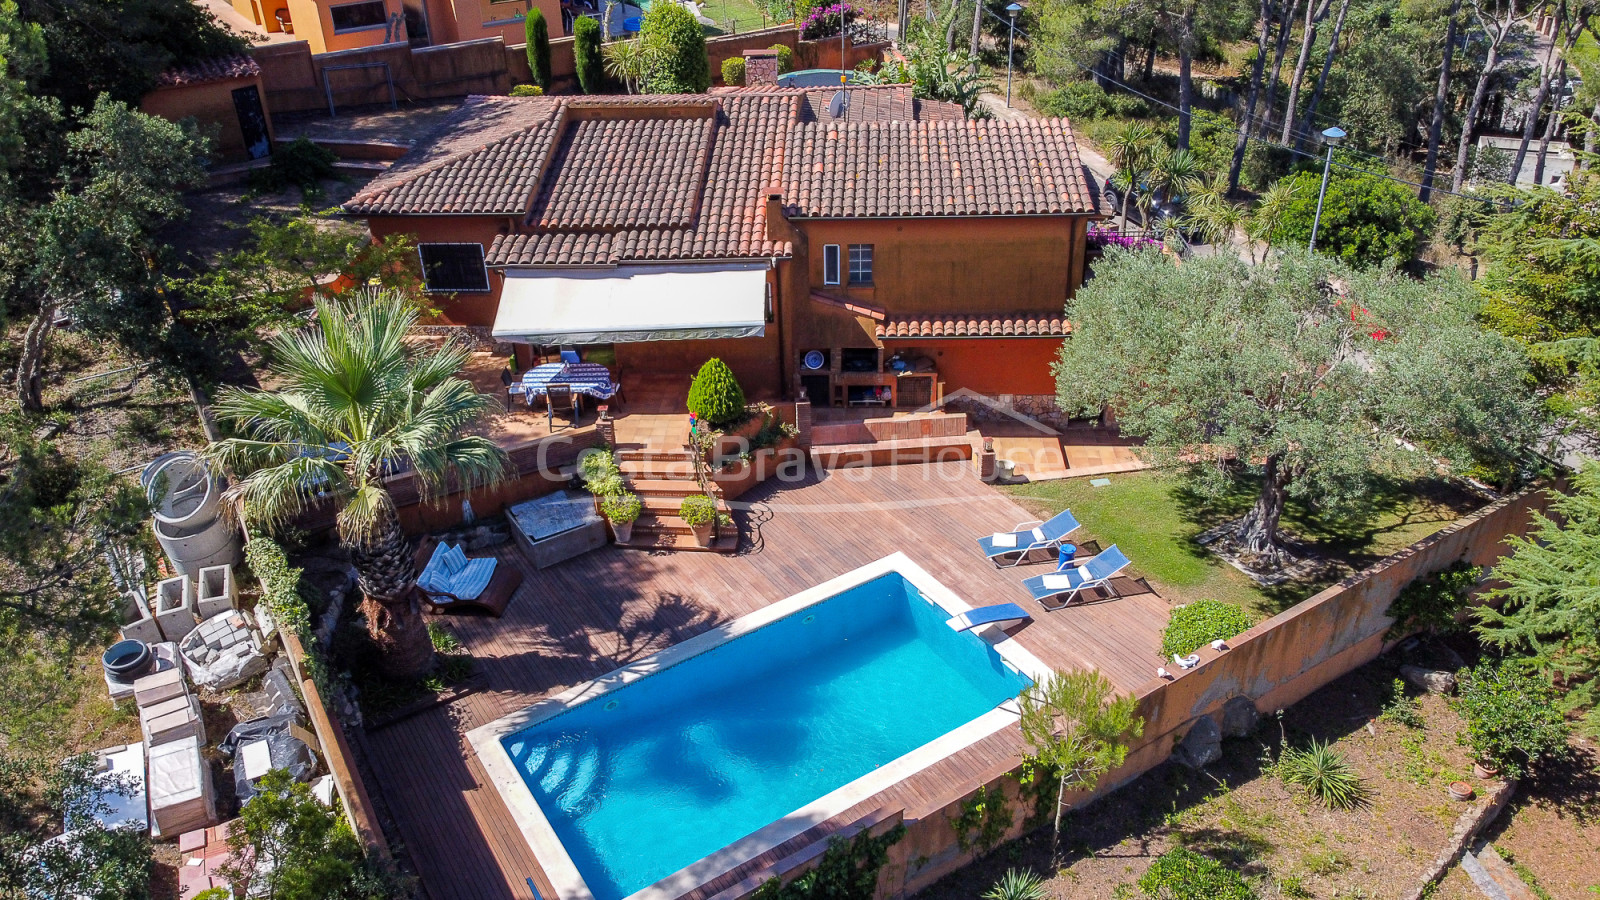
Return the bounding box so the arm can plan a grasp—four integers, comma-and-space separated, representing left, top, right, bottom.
491, 263, 769, 345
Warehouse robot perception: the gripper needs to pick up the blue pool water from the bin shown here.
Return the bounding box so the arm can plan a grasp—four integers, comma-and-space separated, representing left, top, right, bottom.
501, 572, 1032, 900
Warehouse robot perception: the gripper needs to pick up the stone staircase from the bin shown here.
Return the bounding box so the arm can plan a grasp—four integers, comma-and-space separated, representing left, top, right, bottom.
615, 448, 737, 553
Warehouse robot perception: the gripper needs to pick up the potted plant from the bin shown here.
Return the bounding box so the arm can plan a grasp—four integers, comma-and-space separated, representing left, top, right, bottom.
600, 491, 642, 543
577, 449, 623, 503
680, 494, 718, 547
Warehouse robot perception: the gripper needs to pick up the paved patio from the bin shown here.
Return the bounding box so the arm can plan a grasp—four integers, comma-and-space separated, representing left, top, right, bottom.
363, 461, 1171, 900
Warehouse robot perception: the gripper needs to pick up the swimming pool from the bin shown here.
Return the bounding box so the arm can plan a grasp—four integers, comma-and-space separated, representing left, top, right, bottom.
469, 554, 1047, 900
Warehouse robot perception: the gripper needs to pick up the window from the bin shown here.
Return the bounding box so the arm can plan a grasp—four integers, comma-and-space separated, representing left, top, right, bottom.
330, 0, 387, 32
822, 244, 841, 285
418, 243, 490, 293
848, 244, 873, 285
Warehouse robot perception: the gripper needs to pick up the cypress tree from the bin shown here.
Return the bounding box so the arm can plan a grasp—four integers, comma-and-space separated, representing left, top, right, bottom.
525, 8, 552, 91
574, 15, 603, 94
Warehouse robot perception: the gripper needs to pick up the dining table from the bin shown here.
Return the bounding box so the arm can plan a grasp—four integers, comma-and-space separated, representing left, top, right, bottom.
515, 362, 620, 406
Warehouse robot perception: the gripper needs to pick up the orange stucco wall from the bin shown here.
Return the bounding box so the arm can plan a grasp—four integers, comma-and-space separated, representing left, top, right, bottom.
140, 75, 275, 162
366, 214, 514, 324
887, 337, 1062, 396
276, 0, 407, 53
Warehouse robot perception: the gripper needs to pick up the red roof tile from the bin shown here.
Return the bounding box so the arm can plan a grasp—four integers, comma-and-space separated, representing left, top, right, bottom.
875, 312, 1070, 339
153, 54, 259, 88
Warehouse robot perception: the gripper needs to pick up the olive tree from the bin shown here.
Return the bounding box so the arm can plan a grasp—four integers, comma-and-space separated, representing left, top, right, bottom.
1055, 248, 1539, 565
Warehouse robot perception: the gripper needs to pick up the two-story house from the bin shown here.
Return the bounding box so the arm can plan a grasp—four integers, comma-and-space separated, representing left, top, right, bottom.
342, 79, 1100, 407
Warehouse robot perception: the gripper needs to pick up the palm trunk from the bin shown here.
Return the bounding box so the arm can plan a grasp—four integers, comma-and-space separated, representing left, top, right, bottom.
1177, 6, 1196, 150
350, 512, 435, 680
15, 303, 55, 413
1236, 453, 1289, 565
1264, 0, 1301, 136
1420, 0, 1461, 201
1532, 60, 1566, 185
1280, 0, 1329, 144
1451, 37, 1502, 191
1298, 0, 1349, 153
1229, 0, 1276, 194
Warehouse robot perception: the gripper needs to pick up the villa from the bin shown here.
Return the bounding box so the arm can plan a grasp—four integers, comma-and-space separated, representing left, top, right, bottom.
342, 80, 1103, 407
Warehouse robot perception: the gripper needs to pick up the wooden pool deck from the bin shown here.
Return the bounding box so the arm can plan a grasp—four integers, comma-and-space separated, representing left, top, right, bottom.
363, 461, 1170, 900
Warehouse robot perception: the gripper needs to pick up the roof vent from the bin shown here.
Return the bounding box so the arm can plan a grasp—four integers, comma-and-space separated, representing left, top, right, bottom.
828, 90, 849, 119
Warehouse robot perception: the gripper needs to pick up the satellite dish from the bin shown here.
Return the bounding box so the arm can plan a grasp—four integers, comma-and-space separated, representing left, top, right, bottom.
828, 90, 849, 119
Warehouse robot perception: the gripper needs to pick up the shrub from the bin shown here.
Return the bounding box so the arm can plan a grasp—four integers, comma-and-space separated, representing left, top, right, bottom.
982, 869, 1049, 900
1277, 740, 1366, 809
247, 136, 337, 195
525, 7, 552, 90
577, 449, 623, 497
509, 84, 545, 96
1386, 560, 1479, 638
680, 494, 718, 527
1454, 659, 1571, 777
574, 15, 603, 94
722, 57, 746, 87
687, 358, 747, 427
1038, 81, 1111, 120
770, 43, 794, 74
1159, 600, 1254, 660
601, 491, 642, 525
1379, 678, 1424, 729
1133, 848, 1256, 900
1269, 163, 1438, 267
799, 2, 858, 39
1106, 91, 1149, 118
641, 2, 710, 93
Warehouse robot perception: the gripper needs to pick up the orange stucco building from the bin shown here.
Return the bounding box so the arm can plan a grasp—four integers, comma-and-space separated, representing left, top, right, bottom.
344, 85, 1101, 406
141, 55, 275, 162
227, 0, 560, 53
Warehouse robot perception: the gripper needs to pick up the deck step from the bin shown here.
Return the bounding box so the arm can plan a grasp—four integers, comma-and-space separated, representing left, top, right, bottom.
616, 448, 695, 463
638, 494, 726, 513
623, 478, 722, 498
619, 460, 700, 479
810, 435, 976, 469
615, 529, 738, 553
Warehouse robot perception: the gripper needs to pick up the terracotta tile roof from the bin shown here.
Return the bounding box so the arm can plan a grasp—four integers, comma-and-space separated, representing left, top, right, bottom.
348, 90, 1099, 267
875, 312, 1071, 339
783, 118, 1096, 218
153, 54, 259, 88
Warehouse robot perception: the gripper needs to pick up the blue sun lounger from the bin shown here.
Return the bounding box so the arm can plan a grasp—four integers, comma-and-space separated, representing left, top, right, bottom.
946, 602, 1033, 632
976, 509, 1082, 567
1022, 544, 1132, 611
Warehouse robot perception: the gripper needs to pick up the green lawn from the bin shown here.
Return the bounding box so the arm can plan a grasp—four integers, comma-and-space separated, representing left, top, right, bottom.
701, 0, 779, 35
1001, 470, 1483, 617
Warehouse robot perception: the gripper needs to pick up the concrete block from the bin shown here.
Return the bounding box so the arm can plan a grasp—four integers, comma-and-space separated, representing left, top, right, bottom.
118, 590, 164, 645
133, 667, 188, 710
141, 693, 205, 747
195, 565, 237, 620
154, 577, 197, 642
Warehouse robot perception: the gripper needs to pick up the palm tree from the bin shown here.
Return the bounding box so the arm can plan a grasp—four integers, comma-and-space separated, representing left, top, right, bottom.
1247, 176, 1302, 249
205, 292, 508, 679
1149, 148, 1204, 208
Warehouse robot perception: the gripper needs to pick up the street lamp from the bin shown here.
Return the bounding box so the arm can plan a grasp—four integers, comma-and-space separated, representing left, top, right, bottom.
1308, 125, 1346, 253
1005, 3, 1022, 107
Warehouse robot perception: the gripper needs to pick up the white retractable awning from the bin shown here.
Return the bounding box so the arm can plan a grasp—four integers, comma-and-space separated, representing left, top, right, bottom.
491, 263, 770, 345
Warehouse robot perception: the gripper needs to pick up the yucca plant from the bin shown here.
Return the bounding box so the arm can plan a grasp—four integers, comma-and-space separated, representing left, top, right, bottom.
205, 291, 507, 679
1278, 740, 1365, 809
982, 868, 1049, 900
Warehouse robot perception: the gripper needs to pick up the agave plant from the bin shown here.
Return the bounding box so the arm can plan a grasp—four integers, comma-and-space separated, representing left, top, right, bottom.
1278, 739, 1366, 809
982, 868, 1049, 900
205, 291, 507, 679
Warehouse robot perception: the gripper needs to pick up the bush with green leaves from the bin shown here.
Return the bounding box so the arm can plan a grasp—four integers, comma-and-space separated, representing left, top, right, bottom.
770, 43, 794, 73
640, 2, 710, 93
751, 824, 905, 900
1132, 848, 1256, 900
0, 753, 153, 900
1453, 659, 1571, 777
1269, 163, 1438, 268
578, 449, 623, 497
687, 358, 747, 428
573, 15, 603, 93
1276, 739, 1366, 809
983, 869, 1049, 900
679, 494, 718, 527
525, 7, 552, 90
510, 84, 544, 96
1159, 600, 1254, 660
722, 57, 746, 86
248, 136, 338, 195
1385, 560, 1479, 638
601, 491, 642, 525
1038, 81, 1112, 120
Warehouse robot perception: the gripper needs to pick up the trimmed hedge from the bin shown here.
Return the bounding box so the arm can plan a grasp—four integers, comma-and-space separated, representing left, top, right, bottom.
770, 43, 793, 74
1159, 600, 1254, 660
510, 84, 544, 96
687, 358, 747, 428
722, 57, 746, 87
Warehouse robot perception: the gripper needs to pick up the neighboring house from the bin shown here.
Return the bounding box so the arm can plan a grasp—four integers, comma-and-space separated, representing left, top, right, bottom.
343, 79, 1101, 405
141, 54, 275, 162
222, 0, 556, 53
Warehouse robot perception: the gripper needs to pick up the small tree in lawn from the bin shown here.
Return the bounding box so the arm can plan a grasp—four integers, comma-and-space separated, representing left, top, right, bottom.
687, 358, 747, 428
526, 7, 552, 91
1055, 247, 1540, 567
1018, 669, 1143, 849
574, 15, 603, 93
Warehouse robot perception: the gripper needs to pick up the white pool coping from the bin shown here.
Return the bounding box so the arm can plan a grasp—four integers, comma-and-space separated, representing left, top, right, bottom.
467, 551, 1052, 900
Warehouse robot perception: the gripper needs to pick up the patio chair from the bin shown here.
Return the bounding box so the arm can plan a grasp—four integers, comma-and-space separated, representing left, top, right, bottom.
546, 383, 582, 429
559, 348, 581, 364
977, 509, 1082, 567
946, 602, 1033, 633
412, 536, 524, 617
1022, 544, 1132, 611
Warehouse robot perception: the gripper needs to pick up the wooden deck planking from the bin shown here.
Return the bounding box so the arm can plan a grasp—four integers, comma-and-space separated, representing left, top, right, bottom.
364, 462, 1169, 900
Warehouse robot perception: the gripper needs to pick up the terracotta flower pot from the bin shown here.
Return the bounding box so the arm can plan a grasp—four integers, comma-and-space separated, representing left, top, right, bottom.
1448, 781, 1475, 802
1473, 761, 1500, 780
611, 520, 633, 544
690, 521, 714, 547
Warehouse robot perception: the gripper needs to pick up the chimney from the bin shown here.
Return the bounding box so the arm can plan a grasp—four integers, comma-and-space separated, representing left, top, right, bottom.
743, 49, 780, 87
764, 188, 789, 243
